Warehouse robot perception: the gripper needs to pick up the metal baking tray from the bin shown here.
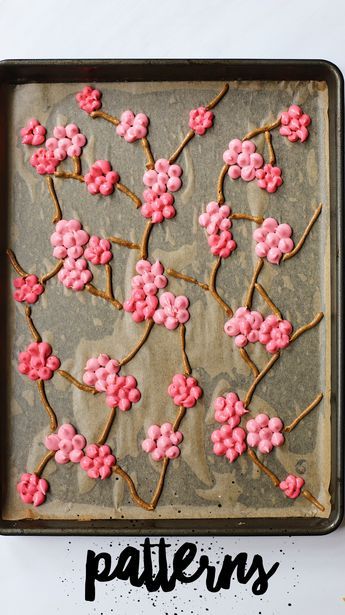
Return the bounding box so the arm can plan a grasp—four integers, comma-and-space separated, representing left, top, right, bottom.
0, 59, 343, 535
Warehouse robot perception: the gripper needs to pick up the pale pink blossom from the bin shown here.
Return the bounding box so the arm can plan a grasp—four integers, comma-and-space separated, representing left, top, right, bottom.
253, 217, 294, 264
214, 392, 248, 428
141, 189, 175, 224
50, 219, 89, 260
256, 164, 283, 193
13, 275, 44, 304
17, 473, 49, 506
20, 118, 46, 145
46, 124, 87, 160
84, 160, 119, 196
279, 104, 311, 143
189, 106, 214, 135
143, 159, 182, 195
168, 373, 203, 408
84, 236, 113, 265
142, 423, 183, 461
223, 139, 263, 181
76, 85, 102, 114
30, 148, 60, 175
83, 354, 141, 411
18, 341, 60, 381
199, 202, 232, 235
279, 474, 305, 499
58, 257, 92, 291
246, 413, 285, 454
116, 110, 149, 142
45, 423, 86, 464
211, 424, 247, 463
80, 444, 116, 480
153, 292, 190, 330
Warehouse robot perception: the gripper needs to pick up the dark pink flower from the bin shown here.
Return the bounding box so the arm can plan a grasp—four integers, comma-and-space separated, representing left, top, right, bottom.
141, 189, 176, 224
223, 139, 263, 181
246, 413, 285, 454
83, 354, 141, 411
189, 106, 214, 135
16, 473, 49, 506
142, 423, 183, 461
153, 292, 190, 330
13, 275, 44, 304
279, 474, 305, 499
44, 423, 86, 464
20, 118, 46, 145
124, 259, 167, 323
116, 110, 149, 142
58, 257, 92, 291
18, 341, 60, 381
214, 391, 248, 428
30, 148, 60, 175
80, 444, 116, 479
211, 424, 247, 463
208, 230, 237, 259
50, 219, 90, 260
279, 104, 311, 143
256, 164, 283, 193
84, 160, 119, 196
84, 236, 113, 265
76, 86, 102, 114
168, 373, 203, 408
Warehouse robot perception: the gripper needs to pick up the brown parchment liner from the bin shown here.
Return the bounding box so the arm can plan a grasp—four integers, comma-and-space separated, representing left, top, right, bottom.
3, 78, 331, 521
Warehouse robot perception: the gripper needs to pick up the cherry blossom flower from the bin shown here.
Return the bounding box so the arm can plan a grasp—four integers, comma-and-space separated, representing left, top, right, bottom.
17, 473, 49, 506
13, 275, 44, 304
76, 85, 102, 114
18, 341, 60, 381
83, 354, 141, 410
50, 219, 90, 260
30, 148, 60, 175
168, 373, 203, 408
20, 118, 46, 145
45, 423, 86, 464
211, 424, 247, 463
141, 189, 176, 224
258, 315, 293, 354
46, 124, 87, 160
223, 139, 263, 181
246, 413, 285, 454
84, 160, 119, 196
279, 474, 305, 499
153, 292, 190, 330
80, 444, 116, 479
84, 236, 113, 265
143, 159, 182, 195
224, 307, 264, 347
253, 217, 294, 264
256, 164, 283, 193
124, 259, 167, 323
214, 391, 248, 428
189, 106, 214, 135
142, 423, 183, 461
116, 110, 149, 142
58, 257, 93, 291
208, 230, 237, 259
279, 104, 311, 143
199, 202, 232, 235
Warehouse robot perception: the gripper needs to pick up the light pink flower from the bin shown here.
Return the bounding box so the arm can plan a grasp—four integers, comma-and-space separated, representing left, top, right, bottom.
45, 423, 86, 464
141, 189, 176, 224
279, 104, 311, 143
256, 164, 283, 193
116, 109, 149, 142
58, 257, 92, 291
50, 219, 90, 260
84, 236, 113, 265
16, 473, 49, 506
246, 413, 285, 454
80, 444, 116, 480
189, 106, 214, 135
214, 392, 248, 428
30, 148, 60, 175
142, 423, 183, 461
168, 373, 203, 408
76, 85, 102, 114
208, 230, 237, 259
143, 159, 182, 195
46, 124, 87, 160
199, 202, 232, 235
20, 118, 46, 145
223, 139, 263, 181
83, 354, 141, 411
153, 292, 190, 330
124, 259, 167, 323
13, 275, 44, 304
84, 160, 119, 196
18, 341, 60, 381
211, 424, 247, 463
253, 217, 294, 264
279, 474, 305, 499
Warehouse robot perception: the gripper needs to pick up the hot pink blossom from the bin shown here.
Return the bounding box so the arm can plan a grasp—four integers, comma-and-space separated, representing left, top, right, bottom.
143, 159, 182, 195
116, 110, 149, 142
76, 85, 102, 114
223, 139, 263, 181
17, 473, 49, 506
58, 257, 92, 291
141, 189, 176, 224
46, 124, 87, 160
253, 217, 294, 264
18, 341, 60, 381
84, 160, 119, 196
30, 148, 60, 175
208, 230, 237, 259
279, 474, 305, 499
45, 423, 86, 464
279, 104, 311, 143
142, 423, 183, 461
83, 354, 141, 411
256, 164, 283, 193
168, 373, 202, 408
211, 424, 247, 463
20, 118, 46, 145
13, 275, 44, 304
153, 292, 190, 330
189, 106, 214, 135
80, 444, 116, 480
199, 202, 232, 235
214, 392, 248, 428
50, 219, 90, 260
224, 307, 264, 347
84, 236, 113, 265
124, 259, 167, 323
246, 413, 285, 454
258, 315, 293, 354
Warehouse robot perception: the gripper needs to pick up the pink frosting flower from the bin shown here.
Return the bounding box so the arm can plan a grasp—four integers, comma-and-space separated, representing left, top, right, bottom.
168, 373, 203, 408
45, 423, 86, 464
223, 139, 263, 181
13, 275, 44, 304
246, 413, 285, 454
84, 236, 112, 265
76, 85, 102, 114
208, 230, 237, 259
58, 257, 92, 291
83, 354, 141, 411
20, 118, 46, 146
189, 106, 214, 135
143, 159, 182, 195
84, 160, 119, 196
279, 474, 305, 499
50, 219, 90, 260
141, 189, 175, 224
253, 218, 294, 264
142, 423, 183, 461
279, 104, 311, 143
17, 473, 49, 506
258, 315, 293, 354
199, 202, 232, 235
18, 341, 60, 381
256, 164, 283, 193
46, 124, 87, 160
30, 148, 60, 175
224, 307, 264, 347
116, 110, 149, 142
124, 259, 167, 323
214, 392, 248, 428
153, 292, 190, 330
211, 424, 247, 463
80, 444, 116, 479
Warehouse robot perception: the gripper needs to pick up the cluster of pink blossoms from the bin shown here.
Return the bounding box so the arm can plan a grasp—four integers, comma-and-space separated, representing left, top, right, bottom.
222, 139, 283, 194
224, 308, 293, 354
214, 392, 248, 428
168, 373, 203, 408
80, 444, 116, 480
199, 202, 237, 259
246, 413, 285, 454
141, 159, 182, 224
18, 341, 60, 381
253, 218, 294, 264
189, 106, 214, 135
279, 104, 311, 143
124, 259, 167, 323
256, 164, 283, 193
17, 473, 49, 507
46, 124, 87, 160
84, 236, 112, 265
30, 148, 59, 175
279, 474, 305, 499
116, 110, 149, 142
211, 392, 247, 463
13, 275, 44, 304
84, 160, 120, 196
83, 354, 141, 411
20, 118, 46, 145
142, 423, 183, 461
45, 423, 86, 464
153, 292, 190, 330
51, 219, 90, 260
76, 85, 102, 114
